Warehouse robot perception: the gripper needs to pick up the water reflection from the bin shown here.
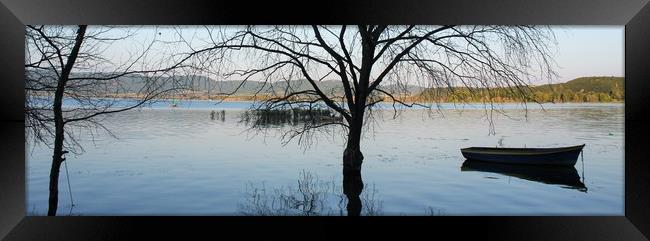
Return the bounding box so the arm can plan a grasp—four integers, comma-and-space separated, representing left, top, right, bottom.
343, 169, 363, 216
461, 160, 588, 192
26, 104, 624, 215
238, 170, 382, 216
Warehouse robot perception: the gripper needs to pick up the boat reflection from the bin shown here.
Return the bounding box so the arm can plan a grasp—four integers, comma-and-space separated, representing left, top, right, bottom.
238, 170, 382, 216
461, 160, 588, 192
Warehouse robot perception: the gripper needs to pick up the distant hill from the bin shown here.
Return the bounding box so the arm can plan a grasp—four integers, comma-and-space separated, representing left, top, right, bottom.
167, 77, 425, 96
36, 71, 423, 97
28, 69, 622, 103
168, 77, 347, 95
417, 76, 624, 103
537, 76, 624, 96
186, 76, 621, 102
527, 76, 624, 102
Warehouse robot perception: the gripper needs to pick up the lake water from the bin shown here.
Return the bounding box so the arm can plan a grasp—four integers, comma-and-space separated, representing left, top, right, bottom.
26, 101, 624, 216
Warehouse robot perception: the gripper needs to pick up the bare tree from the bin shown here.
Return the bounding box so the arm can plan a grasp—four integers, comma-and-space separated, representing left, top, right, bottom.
184, 25, 557, 174
25, 25, 198, 216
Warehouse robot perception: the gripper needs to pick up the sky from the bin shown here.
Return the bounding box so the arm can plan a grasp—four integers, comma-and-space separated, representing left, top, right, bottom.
96, 26, 624, 85
550, 26, 623, 82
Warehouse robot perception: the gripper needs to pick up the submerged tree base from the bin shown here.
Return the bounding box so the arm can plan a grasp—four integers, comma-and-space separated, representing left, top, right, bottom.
343, 147, 364, 173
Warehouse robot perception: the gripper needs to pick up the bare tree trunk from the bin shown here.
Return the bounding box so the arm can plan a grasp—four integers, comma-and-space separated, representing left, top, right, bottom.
47, 133, 64, 216
343, 114, 364, 173
48, 74, 67, 216
46, 25, 87, 216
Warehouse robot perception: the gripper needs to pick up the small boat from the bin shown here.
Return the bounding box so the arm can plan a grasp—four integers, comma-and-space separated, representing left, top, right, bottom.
460, 144, 585, 166
461, 160, 587, 192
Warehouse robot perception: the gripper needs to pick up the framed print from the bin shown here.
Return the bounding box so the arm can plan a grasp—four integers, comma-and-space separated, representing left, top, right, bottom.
1, 0, 649, 240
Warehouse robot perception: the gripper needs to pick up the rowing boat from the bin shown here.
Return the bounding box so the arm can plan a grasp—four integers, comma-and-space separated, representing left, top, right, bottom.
460, 144, 585, 166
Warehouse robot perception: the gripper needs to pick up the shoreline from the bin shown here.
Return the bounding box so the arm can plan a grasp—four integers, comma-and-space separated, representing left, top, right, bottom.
29, 94, 624, 104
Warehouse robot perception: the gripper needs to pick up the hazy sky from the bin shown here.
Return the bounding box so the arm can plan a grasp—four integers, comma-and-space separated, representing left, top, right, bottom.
99, 26, 624, 84
550, 26, 623, 82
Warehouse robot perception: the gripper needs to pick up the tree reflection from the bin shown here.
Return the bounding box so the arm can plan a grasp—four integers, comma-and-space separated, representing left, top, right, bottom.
343, 169, 363, 216
238, 170, 382, 216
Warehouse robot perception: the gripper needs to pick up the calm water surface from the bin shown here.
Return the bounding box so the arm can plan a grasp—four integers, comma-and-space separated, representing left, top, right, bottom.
26, 101, 624, 215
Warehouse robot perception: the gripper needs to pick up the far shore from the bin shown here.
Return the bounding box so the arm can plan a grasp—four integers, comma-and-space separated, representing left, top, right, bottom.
29, 93, 624, 104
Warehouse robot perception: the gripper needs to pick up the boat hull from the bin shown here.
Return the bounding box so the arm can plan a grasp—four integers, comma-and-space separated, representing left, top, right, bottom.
460, 145, 585, 166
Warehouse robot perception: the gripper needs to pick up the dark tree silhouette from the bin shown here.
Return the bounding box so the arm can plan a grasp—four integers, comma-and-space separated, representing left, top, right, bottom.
25, 25, 198, 215
184, 25, 557, 174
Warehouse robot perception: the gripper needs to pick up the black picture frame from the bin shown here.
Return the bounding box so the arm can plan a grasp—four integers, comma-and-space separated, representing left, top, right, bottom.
1, 0, 649, 240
